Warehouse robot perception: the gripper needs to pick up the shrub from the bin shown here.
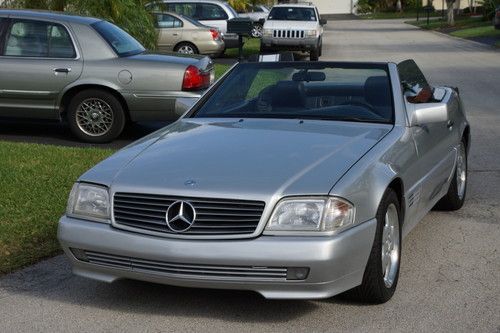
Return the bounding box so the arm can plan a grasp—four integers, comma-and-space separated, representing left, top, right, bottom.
3, 0, 158, 50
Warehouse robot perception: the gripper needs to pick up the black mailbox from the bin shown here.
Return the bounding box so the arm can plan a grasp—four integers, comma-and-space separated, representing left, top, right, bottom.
227, 18, 254, 36
423, 5, 435, 13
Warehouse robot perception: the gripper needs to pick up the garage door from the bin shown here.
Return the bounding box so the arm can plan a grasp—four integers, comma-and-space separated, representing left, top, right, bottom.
312, 0, 353, 14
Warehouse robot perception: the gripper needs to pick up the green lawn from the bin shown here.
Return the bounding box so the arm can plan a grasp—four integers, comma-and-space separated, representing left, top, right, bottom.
215, 63, 230, 78
0, 65, 232, 275
407, 16, 499, 46
0, 142, 113, 274
223, 37, 261, 58
361, 9, 442, 20
407, 16, 489, 30
450, 25, 500, 38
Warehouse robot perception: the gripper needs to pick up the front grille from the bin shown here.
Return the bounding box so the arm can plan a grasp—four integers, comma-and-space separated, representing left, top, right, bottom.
81, 250, 288, 280
273, 29, 305, 38
113, 193, 265, 236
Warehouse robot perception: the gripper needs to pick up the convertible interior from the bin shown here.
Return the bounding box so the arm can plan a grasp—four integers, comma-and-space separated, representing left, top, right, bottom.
253, 75, 393, 121
197, 73, 394, 123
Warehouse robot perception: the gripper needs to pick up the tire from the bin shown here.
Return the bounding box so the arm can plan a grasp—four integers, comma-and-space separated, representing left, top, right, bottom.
434, 141, 467, 211
348, 188, 402, 303
174, 42, 199, 55
251, 24, 263, 38
318, 42, 323, 57
67, 89, 126, 143
310, 48, 319, 61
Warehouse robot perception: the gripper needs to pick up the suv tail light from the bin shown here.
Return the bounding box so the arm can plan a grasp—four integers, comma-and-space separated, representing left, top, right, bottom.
182, 65, 213, 91
210, 28, 220, 41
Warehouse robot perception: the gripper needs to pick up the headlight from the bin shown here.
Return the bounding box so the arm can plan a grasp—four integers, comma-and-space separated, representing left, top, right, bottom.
306, 30, 317, 37
263, 29, 273, 36
265, 197, 354, 235
66, 183, 110, 222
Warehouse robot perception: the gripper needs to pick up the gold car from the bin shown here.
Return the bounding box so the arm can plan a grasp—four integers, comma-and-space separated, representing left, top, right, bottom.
154, 12, 225, 56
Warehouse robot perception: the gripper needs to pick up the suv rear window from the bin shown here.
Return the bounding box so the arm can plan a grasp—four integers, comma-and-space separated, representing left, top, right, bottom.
198, 4, 228, 20
268, 7, 317, 21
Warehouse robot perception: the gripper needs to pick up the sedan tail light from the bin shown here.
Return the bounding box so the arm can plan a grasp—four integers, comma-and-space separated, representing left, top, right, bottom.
182, 65, 212, 91
210, 28, 220, 41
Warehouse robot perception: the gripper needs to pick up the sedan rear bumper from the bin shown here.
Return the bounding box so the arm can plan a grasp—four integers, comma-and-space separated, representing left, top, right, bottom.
58, 216, 376, 299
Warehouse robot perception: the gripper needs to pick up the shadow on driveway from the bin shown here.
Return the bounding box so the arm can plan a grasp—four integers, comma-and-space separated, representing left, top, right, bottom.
0, 119, 171, 149
0, 255, 325, 324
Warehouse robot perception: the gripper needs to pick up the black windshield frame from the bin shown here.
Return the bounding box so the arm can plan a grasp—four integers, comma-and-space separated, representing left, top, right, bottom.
188, 62, 396, 124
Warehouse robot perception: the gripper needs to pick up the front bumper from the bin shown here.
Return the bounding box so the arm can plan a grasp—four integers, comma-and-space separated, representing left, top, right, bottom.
58, 216, 376, 299
261, 37, 318, 51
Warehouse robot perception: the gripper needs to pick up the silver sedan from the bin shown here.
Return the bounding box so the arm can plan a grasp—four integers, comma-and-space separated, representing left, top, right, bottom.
0, 10, 214, 143
58, 59, 469, 303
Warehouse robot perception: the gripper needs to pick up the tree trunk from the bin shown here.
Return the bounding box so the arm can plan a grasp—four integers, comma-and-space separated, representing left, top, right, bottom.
396, 0, 402, 12
446, 0, 455, 25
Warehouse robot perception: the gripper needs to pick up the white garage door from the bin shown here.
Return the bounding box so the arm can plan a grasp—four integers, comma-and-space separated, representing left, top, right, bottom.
312, 0, 354, 15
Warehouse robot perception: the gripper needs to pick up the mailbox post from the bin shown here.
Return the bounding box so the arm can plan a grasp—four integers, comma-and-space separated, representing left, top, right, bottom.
227, 18, 254, 61
423, 5, 435, 25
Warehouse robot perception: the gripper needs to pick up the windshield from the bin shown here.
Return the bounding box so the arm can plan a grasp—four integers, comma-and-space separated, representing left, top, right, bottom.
268, 7, 317, 21
91, 21, 145, 57
191, 62, 394, 124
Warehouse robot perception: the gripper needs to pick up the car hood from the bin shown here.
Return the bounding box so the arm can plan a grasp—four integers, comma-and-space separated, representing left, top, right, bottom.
80, 119, 391, 201
264, 20, 318, 30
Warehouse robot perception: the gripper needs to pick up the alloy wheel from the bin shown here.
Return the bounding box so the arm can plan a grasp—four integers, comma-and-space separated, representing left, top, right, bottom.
381, 203, 400, 288
456, 143, 467, 200
75, 98, 114, 137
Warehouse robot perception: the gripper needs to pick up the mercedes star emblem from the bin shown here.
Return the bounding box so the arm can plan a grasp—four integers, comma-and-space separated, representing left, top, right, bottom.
165, 200, 196, 232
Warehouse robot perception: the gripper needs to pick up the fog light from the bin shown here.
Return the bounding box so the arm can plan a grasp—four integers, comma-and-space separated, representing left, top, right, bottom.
70, 248, 88, 262
287, 267, 310, 280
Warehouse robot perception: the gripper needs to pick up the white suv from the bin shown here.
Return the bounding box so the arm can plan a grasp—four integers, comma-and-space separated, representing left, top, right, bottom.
261, 4, 326, 61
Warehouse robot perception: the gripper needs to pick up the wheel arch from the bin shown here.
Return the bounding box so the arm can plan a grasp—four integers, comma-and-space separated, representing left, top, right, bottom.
462, 125, 471, 153
173, 41, 199, 54
387, 177, 405, 224
58, 84, 131, 122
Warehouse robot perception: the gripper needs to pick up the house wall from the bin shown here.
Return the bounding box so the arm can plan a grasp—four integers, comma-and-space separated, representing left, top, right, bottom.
311, 0, 357, 14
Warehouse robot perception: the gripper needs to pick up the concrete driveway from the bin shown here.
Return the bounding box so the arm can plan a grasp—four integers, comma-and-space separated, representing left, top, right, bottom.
1, 19, 499, 332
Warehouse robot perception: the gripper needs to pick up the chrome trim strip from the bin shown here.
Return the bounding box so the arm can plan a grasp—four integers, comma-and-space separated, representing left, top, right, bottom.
133, 92, 202, 99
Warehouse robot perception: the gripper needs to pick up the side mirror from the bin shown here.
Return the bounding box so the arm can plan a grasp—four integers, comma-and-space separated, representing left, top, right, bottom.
258, 18, 266, 25
410, 103, 448, 126
319, 18, 327, 25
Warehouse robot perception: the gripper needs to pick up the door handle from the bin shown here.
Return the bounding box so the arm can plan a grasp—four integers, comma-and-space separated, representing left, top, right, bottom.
53, 67, 72, 74
172, 33, 178, 36
447, 120, 454, 129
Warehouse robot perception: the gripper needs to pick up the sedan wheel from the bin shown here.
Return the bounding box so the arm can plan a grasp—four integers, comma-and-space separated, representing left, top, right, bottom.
175, 43, 198, 55
67, 89, 126, 143
76, 98, 114, 137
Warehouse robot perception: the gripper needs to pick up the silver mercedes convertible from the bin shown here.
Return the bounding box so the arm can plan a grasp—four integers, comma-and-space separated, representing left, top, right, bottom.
58, 59, 470, 303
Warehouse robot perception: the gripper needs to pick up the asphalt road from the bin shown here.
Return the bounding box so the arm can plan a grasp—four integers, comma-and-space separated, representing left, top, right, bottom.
1, 20, 499, 333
